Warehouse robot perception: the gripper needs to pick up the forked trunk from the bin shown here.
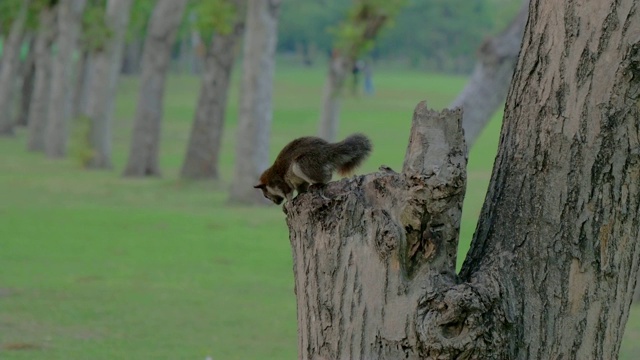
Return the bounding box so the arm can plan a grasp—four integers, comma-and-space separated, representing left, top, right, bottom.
286, 0, 640, 358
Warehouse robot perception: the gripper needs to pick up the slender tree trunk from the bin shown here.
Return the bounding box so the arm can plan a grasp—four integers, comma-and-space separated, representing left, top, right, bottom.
287, 0, 640, 358
0, 0, 30, 136
180, 1, 246, 180
121, 37, 143, 75
450, 0, 529, 149
15, 36, 36, 127
122, 0, 188, 177
317, 2, 393, 142
73, 51, 94, 119
85, 0, 133, 169
27, 5, 57, 152
44, 0, 87, 158
228, 0, 281, 204
318, 54, 351, 142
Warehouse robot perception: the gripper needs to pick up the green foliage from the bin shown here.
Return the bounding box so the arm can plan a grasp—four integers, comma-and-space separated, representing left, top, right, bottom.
330, 0, 406, 59
192, 0, 239, 39
69, 115, 95, 167
80, 0, 112, 52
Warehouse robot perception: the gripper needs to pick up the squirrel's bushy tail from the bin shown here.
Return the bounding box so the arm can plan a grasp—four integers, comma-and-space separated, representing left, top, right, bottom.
330, 133, 372, 176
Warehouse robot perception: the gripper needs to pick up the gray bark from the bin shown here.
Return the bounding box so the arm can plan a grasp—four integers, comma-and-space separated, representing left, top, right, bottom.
44, 0, 87, 158
287, 0, 640, 358
121, 37, 143, 75
317, 54, 351, 142
228, 0, 281, 204
180, 0, 246, 180
0, 0, 29, 136
122, 0, 188, 177
27, 5, 57, 152
450, 0, 529, 149
73, 51, 94, 120
85, 0, 133, 169
15, 35, 36, 127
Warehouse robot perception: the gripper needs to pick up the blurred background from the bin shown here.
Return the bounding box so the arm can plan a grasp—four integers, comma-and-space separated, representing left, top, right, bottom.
1, 0, 639, 359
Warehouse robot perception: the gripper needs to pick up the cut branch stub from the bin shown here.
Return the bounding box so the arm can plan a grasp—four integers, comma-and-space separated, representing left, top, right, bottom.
286, 102, 472, 359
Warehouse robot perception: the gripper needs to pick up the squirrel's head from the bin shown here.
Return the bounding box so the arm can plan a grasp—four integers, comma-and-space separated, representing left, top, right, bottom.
253, 183, 285, 205
254, 169, 288, 205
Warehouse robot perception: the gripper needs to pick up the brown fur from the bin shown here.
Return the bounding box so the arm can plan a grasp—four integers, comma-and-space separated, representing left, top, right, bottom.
254, 134, 372, 204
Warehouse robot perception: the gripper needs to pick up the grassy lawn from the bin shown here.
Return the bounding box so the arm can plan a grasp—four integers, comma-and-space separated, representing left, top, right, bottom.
1, 63, 638, 359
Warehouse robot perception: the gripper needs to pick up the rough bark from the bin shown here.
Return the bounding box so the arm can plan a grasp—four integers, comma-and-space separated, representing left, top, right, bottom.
44, 0, 87, 158
288, 103, 466, 359
0, 0, 29, 136
180, 0, 246, 180
15, 36, 36, 127
122, 0, 188, 177
228, 0, 281, 204
85, 0, 133, 169
27, 5, 57, 152
287, 0, 640, 358
450, 0, 529, 149
317, 4, 390, 142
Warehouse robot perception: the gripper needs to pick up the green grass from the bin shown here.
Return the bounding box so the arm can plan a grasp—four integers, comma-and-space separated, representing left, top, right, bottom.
0, 64, 638, 359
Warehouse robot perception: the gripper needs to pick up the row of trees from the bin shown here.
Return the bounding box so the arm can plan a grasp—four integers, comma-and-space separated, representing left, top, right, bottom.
0, 0, 523, 205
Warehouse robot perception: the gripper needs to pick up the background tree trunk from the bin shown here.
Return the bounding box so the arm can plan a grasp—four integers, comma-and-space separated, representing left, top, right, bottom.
15, 36, 36, 128
85, 0, 133, 169
27, 5, 57, 152
180, 0, 246, 180
317, 54, 351, 142
0, 0, 29, 136
73, 51, 94, 120
44, 0, 87, 158
121, 37, 143, 75
228, 0, 281, 204
317, 2, 394, 142
122, 0, 188, 177
287, 0, 640, 358
450, 0, 529, 149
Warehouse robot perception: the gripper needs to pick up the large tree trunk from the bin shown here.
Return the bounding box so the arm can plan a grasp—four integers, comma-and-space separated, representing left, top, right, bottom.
287, 0, 640, 358
228, 0, 281, 204
450, 0, 529, 149
85, 0, 133, 169
27, 5, 57, 152
44, 0, 87, 158
122, 0, 188, 177
180, 0, 246, 180
0, 0, 30, 136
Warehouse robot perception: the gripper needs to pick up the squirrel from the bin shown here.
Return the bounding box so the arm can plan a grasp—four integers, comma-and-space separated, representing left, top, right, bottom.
254, 133, 372, 205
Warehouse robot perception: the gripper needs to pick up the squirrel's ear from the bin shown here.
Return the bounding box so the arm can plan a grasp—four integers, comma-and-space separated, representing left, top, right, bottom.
254, 183, 266, 189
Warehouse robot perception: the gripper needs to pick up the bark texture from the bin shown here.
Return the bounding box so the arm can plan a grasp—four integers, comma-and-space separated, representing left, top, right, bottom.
228, 0, 281, 203
180, 0, 246, 180
122, 0, 188, 177
450, 0, 529, 149
287, 0, 640, 358
44, 0, 87, 158
27, 5, 57, 152
0, 0, 29, 136
288, 103, 467, 358
85, 0, 133, 169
